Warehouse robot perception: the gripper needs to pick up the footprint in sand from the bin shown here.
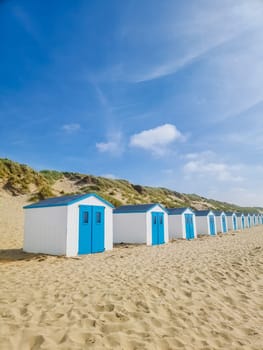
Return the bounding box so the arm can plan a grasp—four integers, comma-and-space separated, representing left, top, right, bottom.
94, 303, 115, 312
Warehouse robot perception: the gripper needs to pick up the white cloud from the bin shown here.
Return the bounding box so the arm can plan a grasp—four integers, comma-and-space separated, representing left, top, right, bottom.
130, 124, 184, 156
62, 123, 80, 133
96, 141, 117, 152
96, 131, 124, 156
184, 160, 242, 182
183, 151, 243, 182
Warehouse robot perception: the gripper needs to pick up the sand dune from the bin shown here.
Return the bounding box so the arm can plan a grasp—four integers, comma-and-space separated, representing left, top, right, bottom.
0, 196, 263, 349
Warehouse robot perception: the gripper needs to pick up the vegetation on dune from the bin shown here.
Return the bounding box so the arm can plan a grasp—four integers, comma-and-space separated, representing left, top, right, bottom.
40, 170, 64, 184
0, 158, 262, 213
29, 186, 55, 201
0, 158, 47, 195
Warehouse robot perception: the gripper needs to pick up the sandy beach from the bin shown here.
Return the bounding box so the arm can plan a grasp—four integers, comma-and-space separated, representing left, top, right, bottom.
0, 197, 263, 349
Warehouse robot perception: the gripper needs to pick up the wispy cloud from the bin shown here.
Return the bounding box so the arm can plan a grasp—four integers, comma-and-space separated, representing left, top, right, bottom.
11, 5, 40, 41
106, 1, 263, 84
129, 35, 240, 83
130, 124, 185, 156
101, 1, 263, 131
224, 130, 263, 151
62, 123, 81, 133
217, 98, 263, 124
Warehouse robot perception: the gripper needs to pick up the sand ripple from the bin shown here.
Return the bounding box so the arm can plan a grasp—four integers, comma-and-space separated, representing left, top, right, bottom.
0, 224, 263, 349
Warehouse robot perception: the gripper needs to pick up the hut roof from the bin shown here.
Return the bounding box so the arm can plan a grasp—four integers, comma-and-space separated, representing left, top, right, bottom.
114, 203, 166, 214
167, 207, 193, 215
24, 193, 114, 209
194, 210, 213, 217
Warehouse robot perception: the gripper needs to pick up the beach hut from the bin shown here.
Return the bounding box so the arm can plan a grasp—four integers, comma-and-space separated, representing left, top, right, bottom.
23, 193, 114, 256
195, 210, 217, 236
113, 203, 168, 245
237, 213, 245, 230
251, 214, 256, 226
226, 212, 238, 231
246, 213, 251, 228
167, 207, 196, 240
214, 211, 228, 233
249, 214, 253, 226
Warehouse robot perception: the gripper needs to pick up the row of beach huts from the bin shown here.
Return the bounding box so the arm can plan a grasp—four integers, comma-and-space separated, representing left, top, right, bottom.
23, 193, 263, 257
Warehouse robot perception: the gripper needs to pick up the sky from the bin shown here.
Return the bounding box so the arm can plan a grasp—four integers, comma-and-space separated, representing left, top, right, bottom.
1, 0, 263, 206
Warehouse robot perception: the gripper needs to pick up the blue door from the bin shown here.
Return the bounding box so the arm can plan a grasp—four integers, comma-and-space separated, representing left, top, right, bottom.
209, 215, 215, 235
78, 205, 105, 254
241, 216, 245, 229
222, 215, 227, 233
79, 206, 92, 254
185, 214, 195, 239
248, 216, 251, 228
92, 206, 105, 253
158, 213, 164, 244
152, 213, 158, 245
151, 212, 164, 245
233, 216, 237, 230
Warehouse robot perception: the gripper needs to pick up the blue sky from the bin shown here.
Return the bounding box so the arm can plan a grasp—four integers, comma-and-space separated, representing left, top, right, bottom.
1, 0, 263, 206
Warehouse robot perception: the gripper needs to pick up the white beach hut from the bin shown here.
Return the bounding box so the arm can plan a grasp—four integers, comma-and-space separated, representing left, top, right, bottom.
23, 193, 114, 256
246, 213, 251, 228
167, 207, 197, 240
195, 210, 217, 236
251, 214, 256, 226
214, 211, 228, 233
113, 203, 168, 245
226, 212, 238, 231
237, 213, 245, 230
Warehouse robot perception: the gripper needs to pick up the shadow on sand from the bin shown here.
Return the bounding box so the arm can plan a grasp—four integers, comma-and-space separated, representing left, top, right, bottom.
0, 249, 51, 263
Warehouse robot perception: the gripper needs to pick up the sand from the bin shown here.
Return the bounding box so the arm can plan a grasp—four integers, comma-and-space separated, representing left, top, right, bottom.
0, 197, 263, 349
